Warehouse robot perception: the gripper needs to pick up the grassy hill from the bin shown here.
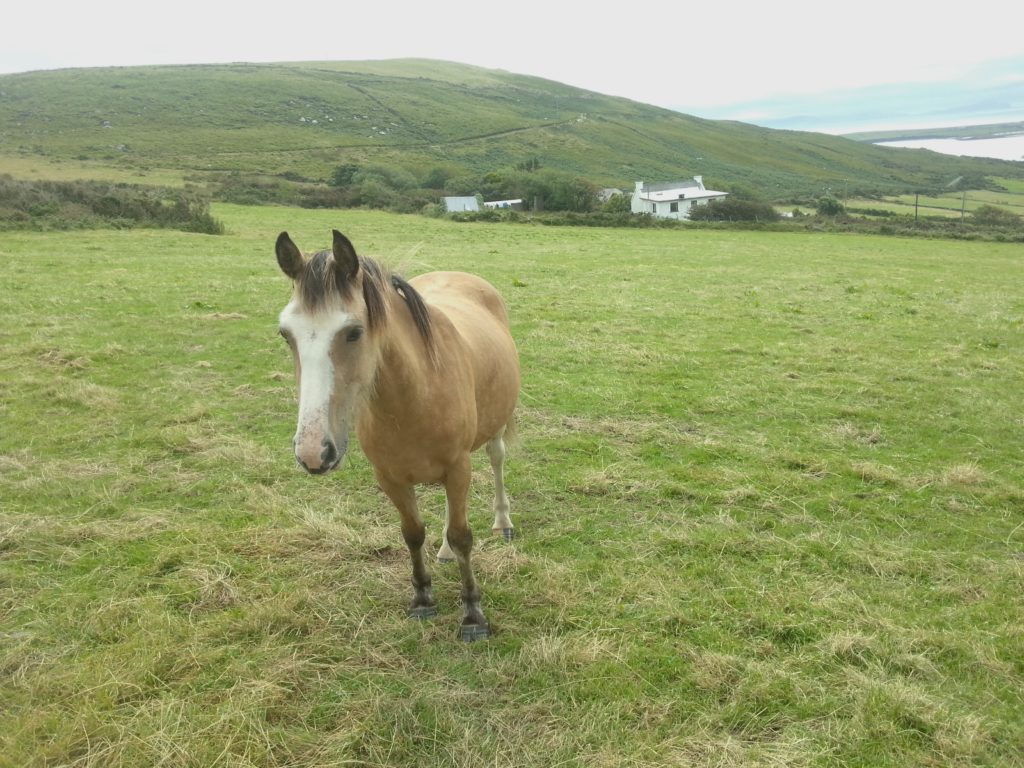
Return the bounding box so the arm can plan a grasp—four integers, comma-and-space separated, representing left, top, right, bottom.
3, 59, 1023, 200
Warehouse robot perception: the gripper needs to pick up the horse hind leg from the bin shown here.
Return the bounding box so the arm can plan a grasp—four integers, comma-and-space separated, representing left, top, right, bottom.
486, 428, 514, 542
438, 427, 512, 560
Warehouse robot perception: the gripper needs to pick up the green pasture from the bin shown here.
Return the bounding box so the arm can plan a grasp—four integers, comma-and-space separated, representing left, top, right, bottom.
1, 206, 1022, 767
0, 154, 188, 187
848, 178, 1024, 220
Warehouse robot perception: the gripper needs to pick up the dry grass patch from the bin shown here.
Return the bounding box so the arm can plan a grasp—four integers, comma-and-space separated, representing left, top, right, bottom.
850, 460, 904, 486
570, 463, 661, 500
938, 462, 989, 487
48, 379, 121, 410
522, 407, 706, 447
831, 421, 884, 446
37, 348, 91, 370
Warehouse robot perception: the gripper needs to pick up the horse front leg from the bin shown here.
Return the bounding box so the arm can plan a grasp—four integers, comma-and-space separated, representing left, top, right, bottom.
444, 453, 489, 641
377, 476, 436, 619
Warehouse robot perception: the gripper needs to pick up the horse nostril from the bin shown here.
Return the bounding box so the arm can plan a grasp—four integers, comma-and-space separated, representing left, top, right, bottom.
321, 440, 338, 467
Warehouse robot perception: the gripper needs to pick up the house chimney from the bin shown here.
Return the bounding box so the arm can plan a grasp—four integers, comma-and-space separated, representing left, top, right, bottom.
694, 175, 704, 189
635, 181, 644, 194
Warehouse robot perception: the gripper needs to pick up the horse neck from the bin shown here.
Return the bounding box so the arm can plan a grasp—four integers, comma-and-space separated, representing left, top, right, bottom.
364, 299, 436, 420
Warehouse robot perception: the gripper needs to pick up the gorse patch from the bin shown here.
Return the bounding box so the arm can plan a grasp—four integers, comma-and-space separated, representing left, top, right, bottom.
0, 175, 223, 233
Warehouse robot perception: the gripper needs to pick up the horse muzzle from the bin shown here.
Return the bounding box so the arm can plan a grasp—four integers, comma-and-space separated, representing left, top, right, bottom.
294, 435, 347, 475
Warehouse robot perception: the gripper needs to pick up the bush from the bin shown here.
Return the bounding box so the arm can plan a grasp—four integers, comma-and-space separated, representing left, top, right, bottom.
970, 204, 1021, 227
815, 196, 846, 216
688, 198, 780, 222
0, 176, 224, 233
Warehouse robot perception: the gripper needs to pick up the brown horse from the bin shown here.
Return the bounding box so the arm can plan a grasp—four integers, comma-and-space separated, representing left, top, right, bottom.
275, 229, 520, 640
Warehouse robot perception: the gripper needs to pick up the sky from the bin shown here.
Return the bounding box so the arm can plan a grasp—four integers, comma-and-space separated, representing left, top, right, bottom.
3, 0, 1021, 125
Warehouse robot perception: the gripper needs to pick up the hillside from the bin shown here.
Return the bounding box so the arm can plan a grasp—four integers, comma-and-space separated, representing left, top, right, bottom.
2, 59, 1023, 199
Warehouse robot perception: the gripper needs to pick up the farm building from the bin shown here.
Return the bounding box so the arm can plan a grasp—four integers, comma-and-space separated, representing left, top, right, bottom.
443, 196, 480, 213
483, 199, 523, 210
631, 177, 728, 220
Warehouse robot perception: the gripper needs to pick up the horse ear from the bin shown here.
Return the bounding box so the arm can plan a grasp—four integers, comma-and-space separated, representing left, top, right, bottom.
332, 229, 360, 283
275, 232, 304, 279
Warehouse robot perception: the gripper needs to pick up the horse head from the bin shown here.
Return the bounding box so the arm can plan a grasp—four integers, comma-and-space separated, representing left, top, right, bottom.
275, 230, 385, 474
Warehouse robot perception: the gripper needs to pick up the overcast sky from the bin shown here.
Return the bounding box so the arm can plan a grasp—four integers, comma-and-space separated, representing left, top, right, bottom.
3, 0, 1020, 115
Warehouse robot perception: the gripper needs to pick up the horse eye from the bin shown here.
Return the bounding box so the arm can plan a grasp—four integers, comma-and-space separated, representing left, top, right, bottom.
346, 327, 364, 343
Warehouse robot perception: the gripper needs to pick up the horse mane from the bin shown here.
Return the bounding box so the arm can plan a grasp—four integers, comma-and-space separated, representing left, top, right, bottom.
295, 251, 433, 348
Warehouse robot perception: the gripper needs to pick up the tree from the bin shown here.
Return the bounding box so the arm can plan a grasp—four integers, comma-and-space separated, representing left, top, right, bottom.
601, 193, 632, 213
970, 204, 1020, 227
815, 196, 846, 216
330, 163, 361, 188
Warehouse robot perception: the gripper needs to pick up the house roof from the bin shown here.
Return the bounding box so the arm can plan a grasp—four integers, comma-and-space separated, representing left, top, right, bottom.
639, 188, 727, 203
642, 180, 701, 193
635, 178, 727, 203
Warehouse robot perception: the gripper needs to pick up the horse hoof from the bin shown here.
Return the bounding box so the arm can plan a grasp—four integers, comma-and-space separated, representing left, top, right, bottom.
460, 623, 491, 642
408, 605, 438, 620
493, 527, 515, 542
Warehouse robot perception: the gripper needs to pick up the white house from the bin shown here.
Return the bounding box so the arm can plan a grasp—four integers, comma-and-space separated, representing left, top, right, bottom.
443, 196, 480, 213
630, 177, 728, 220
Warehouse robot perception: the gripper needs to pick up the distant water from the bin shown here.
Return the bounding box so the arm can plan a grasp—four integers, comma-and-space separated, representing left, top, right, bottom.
876, 134, 1024, 162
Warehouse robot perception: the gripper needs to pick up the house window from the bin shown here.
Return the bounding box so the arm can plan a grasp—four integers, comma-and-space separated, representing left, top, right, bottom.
651, 204, 656, 213
670, 202, 678, 213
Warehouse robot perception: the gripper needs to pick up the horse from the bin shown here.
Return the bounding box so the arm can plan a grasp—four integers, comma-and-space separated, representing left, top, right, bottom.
274, 229, 520, 641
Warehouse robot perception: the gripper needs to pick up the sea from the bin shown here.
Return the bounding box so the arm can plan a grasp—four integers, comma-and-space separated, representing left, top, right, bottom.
874, 134, 1024, 162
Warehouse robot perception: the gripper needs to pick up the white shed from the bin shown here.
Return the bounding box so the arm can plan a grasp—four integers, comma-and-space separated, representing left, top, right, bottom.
443, 196, 480, 213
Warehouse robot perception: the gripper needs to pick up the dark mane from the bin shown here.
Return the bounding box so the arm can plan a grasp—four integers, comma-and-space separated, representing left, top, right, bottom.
295, 251, 432, 346
390, 273, 433, 347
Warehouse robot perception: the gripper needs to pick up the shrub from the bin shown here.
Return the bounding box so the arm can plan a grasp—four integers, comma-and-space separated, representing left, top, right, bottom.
688, 198, 780, 222
601, 194, 632, 214
815, 196, 846, 216
970, 204, 1021, 227
0, 175, 224, 234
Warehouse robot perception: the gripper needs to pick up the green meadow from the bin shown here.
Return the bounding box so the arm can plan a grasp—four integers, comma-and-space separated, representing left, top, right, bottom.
1, 205, 1022, 767
848, 178, 1024, 220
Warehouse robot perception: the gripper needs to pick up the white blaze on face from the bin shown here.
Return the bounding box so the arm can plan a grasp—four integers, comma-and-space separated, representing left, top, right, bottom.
279, 300, 356, 471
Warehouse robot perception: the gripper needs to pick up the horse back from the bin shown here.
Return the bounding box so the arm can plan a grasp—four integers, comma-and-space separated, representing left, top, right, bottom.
410, 271, 520, 446
410, 271, 510, 328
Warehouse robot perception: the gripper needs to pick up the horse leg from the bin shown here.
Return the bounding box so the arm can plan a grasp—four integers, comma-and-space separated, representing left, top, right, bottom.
444, 453, 489, 641
486, 428, 514, 542
377, 476, 436, 619
437, 498, 456, 564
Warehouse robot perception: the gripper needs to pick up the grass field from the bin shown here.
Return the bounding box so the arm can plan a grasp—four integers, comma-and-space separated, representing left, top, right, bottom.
847, 177, 1024, 220
2, 206, 1022, 766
